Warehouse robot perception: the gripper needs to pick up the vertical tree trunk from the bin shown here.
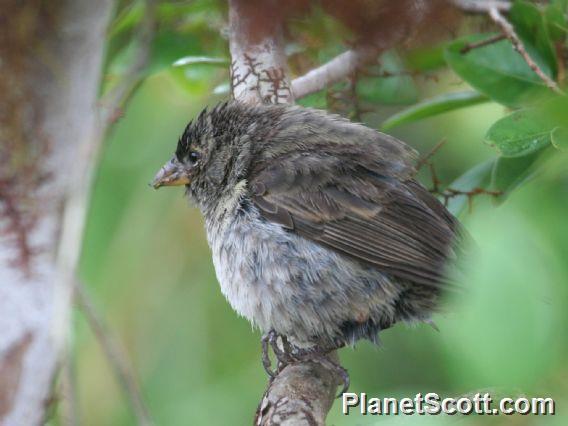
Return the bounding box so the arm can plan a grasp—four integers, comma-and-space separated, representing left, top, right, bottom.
228, 0, 293, 104
0, 1, 112, 423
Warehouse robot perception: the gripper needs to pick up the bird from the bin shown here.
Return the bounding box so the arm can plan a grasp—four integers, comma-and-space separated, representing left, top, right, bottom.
152, 101, 463, 385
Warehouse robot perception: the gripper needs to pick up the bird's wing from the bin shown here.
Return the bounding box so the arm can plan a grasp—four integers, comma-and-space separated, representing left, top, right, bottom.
249, 153, 460, 287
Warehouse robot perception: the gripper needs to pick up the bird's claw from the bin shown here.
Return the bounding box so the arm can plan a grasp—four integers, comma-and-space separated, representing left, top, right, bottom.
260, 330, 350, 396
261, 332, 277, 377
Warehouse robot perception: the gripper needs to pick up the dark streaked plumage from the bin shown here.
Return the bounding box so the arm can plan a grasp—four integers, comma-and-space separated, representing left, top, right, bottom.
153, 101, 462, 348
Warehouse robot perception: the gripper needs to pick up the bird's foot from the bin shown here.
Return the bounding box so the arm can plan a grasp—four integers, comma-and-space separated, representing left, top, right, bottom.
260, 331, 350, 396
261, 330, 292, 377
261, 331, 277, 377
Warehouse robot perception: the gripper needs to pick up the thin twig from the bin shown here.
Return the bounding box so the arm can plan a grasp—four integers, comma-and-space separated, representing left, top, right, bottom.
416, 139, 447, 171
555, 42, 566, 85
425, 162, 501, 212
75, 282, 154, 426
489, 7, 564, 95
442, 187, 502, 212
99, 0, 158, 128
451, 0, 511, 13
460, 33, 506, 54
59, 355, 79, 426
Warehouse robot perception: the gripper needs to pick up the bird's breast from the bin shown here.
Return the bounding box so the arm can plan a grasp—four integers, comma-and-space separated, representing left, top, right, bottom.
205, 206, 300, 332
203, 200, 404, 345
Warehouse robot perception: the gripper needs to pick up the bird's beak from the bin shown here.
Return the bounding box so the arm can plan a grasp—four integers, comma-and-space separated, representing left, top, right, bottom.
152, 158, 190, 189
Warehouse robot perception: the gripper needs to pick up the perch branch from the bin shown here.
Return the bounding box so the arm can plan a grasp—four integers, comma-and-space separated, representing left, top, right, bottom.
255, 361, 339, 426
488, 6, 564, 95
74, 282, 153, 426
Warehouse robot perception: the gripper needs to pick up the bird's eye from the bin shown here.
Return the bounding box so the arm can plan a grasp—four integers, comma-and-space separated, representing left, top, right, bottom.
188, 151, 200, 164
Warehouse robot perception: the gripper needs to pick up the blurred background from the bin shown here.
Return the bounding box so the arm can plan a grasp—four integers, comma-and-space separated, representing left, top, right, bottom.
67, 0, 568, 424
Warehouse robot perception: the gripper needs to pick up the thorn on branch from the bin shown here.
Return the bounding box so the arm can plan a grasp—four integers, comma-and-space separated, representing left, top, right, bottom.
460, 33, 506, 54
416, 139, 448, 171
445, 187, 503, 212
427, 163, 502, 212
416, 140, 501, 212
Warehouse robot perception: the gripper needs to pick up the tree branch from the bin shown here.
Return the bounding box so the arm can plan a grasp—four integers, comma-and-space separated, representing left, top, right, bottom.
451, 0, 512, 13
255, 361, 339, 426
488, 6, 564, 95
292, 47, 380, 100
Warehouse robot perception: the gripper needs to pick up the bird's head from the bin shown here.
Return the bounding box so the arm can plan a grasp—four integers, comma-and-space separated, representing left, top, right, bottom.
152, 102, 281, 209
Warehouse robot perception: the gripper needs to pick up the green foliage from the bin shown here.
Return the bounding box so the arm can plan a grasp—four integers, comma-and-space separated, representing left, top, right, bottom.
444, 33, 552, 108
404, 44, 447, 72
74, 1, 568, 425
509, 0, 558, 73
356, 51, 418, 105
381, 91, 489, 131
490, 149, 545, 198
445, 159, 494, 216
485, 108, 554, 157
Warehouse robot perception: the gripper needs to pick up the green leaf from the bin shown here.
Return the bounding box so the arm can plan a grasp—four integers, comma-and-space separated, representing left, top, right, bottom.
551, 126, 568, 150
356, 51, 418, 105
147, 32, 205, 75
509, 0, 557, 73
381, 91, 489, 131
405, 44, 446, 72
108, 1, 144, 38
167, 66, 218, 95
545, 4, 568, 41
490, 149, 546, 198
444, 33, 552, 107
485, 109, 553, 157
445, 159, 495, 216
552, 0, 568, 11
